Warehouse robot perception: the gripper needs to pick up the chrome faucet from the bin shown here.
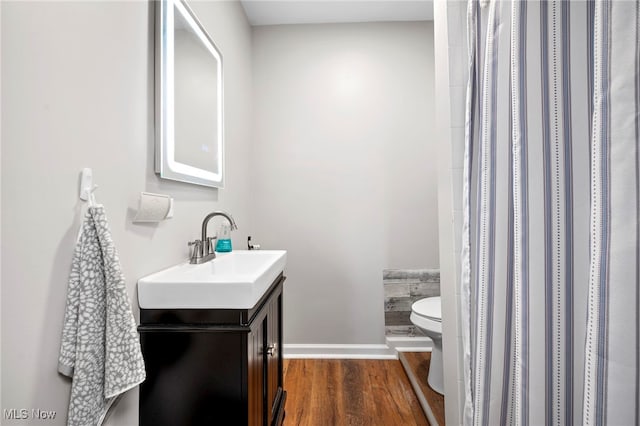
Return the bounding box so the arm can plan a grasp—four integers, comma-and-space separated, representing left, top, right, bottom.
188, 211, 238, 264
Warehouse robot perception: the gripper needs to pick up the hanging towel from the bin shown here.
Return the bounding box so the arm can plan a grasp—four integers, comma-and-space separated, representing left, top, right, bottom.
58, 206, 145, 426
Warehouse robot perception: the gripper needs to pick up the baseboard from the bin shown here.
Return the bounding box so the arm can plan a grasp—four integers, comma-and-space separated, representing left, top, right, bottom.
283, 343, 397, 360
386, 336, 433, 353
282, 337, 432, 359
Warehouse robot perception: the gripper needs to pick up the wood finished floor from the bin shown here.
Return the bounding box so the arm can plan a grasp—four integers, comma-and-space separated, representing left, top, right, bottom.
400, 352, 445, 426
282, 359, 430, 426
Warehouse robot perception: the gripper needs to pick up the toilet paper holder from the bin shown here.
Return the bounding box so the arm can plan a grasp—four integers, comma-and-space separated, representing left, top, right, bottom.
133, 192, 174, 222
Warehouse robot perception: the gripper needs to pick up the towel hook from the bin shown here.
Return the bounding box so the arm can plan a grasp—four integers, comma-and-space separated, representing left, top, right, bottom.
80, 168, 98, 206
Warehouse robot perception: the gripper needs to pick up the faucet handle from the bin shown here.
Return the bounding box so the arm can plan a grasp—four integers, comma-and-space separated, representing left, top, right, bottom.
188, 240, 202, 263
206, 236, 217, 254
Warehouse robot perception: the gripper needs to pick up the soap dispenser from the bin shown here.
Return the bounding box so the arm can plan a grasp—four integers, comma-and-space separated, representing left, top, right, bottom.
215, 223, 232, 252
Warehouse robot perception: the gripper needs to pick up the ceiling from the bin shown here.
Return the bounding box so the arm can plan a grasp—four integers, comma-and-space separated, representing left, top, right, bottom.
240, 0, 434, 26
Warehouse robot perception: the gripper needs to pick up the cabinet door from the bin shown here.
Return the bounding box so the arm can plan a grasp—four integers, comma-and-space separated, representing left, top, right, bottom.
248, 317, 266, 426
266, 292, 284, 424
139, 331, 245, 426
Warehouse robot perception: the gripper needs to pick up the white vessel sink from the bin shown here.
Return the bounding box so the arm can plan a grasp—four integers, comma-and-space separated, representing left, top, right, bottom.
137, 250, 287, 309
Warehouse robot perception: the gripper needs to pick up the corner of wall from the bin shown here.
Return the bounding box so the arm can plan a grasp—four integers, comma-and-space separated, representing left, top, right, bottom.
433, 0, 465, 424
0, 0, 3, 412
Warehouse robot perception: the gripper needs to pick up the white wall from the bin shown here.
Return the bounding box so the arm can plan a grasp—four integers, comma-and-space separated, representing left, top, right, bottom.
0, 1, 252, 424
251, 22, 437, 346
434, 1, 468, 424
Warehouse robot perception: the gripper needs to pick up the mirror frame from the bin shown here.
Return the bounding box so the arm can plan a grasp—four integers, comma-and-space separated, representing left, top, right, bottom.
155, 0, 224, 188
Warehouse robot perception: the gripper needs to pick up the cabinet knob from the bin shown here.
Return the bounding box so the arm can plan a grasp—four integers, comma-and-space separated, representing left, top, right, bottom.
266, 344, 276, 357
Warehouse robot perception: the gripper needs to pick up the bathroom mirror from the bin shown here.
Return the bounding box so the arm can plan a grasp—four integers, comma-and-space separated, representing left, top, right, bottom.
155, 0, 224, 187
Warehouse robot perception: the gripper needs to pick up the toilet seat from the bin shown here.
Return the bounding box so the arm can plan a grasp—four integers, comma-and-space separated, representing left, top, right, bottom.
410, 296, 444, 395
411, 296, 442, 322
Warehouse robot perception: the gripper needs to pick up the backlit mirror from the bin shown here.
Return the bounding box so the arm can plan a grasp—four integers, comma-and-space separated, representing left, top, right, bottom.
155, 0, 224, 187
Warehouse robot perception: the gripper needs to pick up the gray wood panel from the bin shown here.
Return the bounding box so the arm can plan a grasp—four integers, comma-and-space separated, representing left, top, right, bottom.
384, 296, 414, 312
383, 269, 440, 282
385, 311, 413, 326
383, 269, 440, 337
385, 325, 426, 337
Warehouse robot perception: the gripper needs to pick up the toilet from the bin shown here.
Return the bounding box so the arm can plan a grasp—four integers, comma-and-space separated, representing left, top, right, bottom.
410, 296, 443, 395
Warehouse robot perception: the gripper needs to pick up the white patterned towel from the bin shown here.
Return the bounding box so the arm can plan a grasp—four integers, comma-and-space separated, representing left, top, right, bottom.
58, 206, 145, 426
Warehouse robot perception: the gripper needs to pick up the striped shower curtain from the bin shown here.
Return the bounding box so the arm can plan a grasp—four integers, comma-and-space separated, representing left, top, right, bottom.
461, 1, 640, 425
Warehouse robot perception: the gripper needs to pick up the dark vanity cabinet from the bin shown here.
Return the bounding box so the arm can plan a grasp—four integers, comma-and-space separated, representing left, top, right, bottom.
138, 274, 286, 426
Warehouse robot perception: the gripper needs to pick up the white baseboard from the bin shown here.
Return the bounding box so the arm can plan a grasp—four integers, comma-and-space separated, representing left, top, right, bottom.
283, 343, 397, 360
282, 337, 432, 359
386, 336, 433, 353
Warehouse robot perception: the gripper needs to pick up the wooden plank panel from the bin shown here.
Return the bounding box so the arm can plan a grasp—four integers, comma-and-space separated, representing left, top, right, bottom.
284, 359, 307, 426
347, 360, 373, 426
384, 296, 415, 312
409, 283, 441, 298
402, 352, 446, 426
385, 325, 426, 337
383, 269, 440, 282
385, 311, 412, 326
383, 282, 412, 297
283, 359, 429, 426
366, 361, 405, 423
380, 360, 433, 425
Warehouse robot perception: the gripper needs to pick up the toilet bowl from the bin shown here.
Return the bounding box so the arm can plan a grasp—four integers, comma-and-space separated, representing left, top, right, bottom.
410, 296, 443, 395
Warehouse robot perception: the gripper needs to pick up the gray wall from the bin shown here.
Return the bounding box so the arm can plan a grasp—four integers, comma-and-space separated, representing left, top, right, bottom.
250, 22, 437, 345
0, 1, 252, 424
